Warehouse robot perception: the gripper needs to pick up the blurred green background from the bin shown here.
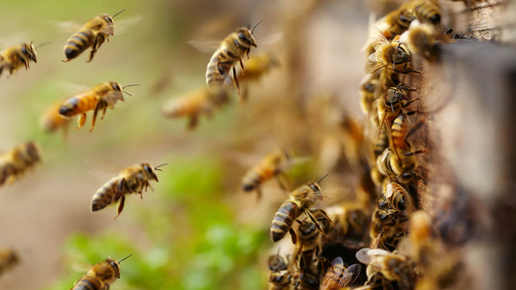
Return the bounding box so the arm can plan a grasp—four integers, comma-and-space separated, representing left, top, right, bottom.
0, 0, 375, 289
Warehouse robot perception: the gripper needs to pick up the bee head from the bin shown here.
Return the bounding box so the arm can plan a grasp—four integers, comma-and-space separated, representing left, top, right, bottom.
21, 42, 38, 63
141, 162, 159, 182
236, 27, 258, 48
105, 258, 121, 278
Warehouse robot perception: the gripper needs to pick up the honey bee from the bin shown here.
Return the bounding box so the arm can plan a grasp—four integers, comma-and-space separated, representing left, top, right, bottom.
91, 162, 167, 219
0, 248, 19, 277
270, 174, 332, 243
268, 269, 292, 290
59, 81, 138, 132
40, 100, 72, 140
237, 52, 279, 103
206, 20, 262, 93
399, 20, 441, 61
161, 87, 230, 130
62, 9, 125, 63
403, 0, 441, 26
365, 31, 419, 74
378, 181, 414, 213
0, 141, 43, 188
0, 42, 49, 78
321, 258, 361, 290
359, 73, 380, 117
71, 254, 131, 290
356, 248, 415, 290
369, 207, 408, 249
326, 202, 370, 249
268, 250, 289, 272
377, 147, 425, 184
241, 149, 290, 200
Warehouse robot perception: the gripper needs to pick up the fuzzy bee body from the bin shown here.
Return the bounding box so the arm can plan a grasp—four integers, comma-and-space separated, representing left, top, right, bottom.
0, 43, 38, 78
0, 142, 42, 188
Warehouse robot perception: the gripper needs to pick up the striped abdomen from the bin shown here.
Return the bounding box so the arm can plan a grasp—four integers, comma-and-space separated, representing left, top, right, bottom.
72, 275, 103, 290
59, 93, 98, 117
391, 114, 409, 150
375, 124, 389, 157
64, 29, 96, 61
91, 177, 122, 212
413, 2, 441, 25
270, 201, 301, 242
206, 48, 236, 88
387, 182, 411, 211
241, 163, 276, 192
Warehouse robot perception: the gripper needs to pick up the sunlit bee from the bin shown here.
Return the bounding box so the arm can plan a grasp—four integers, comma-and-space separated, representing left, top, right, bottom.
62, 9, 125, 63
270, 175, 332, 243
206, 20, 261, 93
0, 41, 50, 78
321, 257, 361, 290
356, 248, 415, 289
379, 180, 414, 213
0, 141, 42, 188
59, 81, 138, 132
365, 31, 418, 75
71, 255, 131, 290
91, 162, 166, 219
369, 207, 408, 249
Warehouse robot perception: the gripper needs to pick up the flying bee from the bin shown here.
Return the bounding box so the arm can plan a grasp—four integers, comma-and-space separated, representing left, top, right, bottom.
378, 180, 414, 213
62, 9, 125, 63
161, 86, 230, 130
241, 149, 290, 200
365, 30, 419, 75
237, 52, 279, 103
71, 254, 131, 290
270, 174, 332, 243
321, 258, 361, 290
40, 100, 72, 140
0, 41, 50, 78
205, 20, 262, 93
0, 141, 43, 188
58, 81, 138, 132
0, 248, 19, 277
91, 162, 167, 219
356, 248, 415, 290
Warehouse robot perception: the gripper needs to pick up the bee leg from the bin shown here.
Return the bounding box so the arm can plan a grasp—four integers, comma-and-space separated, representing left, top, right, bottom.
239, 59, 245, 75
232, 67, 240, 94
88, 39, 98, 63
187, 115, 199, 130
289, 228, 298, 244
255, 187, 262, 201
101, 106, 108, 120
277, 172, 291, 192
114, 196, 125, 219
90, 101, 103, 132
76, 114, 87, 130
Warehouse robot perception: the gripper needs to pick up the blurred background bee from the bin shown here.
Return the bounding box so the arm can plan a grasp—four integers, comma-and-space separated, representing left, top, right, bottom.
58, 81, 138, 132
0, 248, 19, 277
161, 86, 230, 130
0, 42, 49, 78
62, 9, 125, 63
71, 255, 131, 290
236, 52, 279, 103
91, 162, 166, 219
0, 141, 42, 188
241, 149, 291, 200
40, 100, 71, 140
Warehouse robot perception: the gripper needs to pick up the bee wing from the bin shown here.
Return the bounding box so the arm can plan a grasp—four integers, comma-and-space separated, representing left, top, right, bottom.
57, 82, 91, 95
186, 40, 222, 54
86, 160, 125, 183
370, 27, 390, 50
113, 16, 142, 35
340, 264, 362, 287
364, 53, 386, 74
255, 32, 284, 49
356, 247, 384, 265
54, 21, 85, 32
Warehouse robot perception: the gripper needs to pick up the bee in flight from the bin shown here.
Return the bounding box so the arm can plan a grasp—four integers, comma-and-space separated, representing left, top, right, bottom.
0, 248, 19, 277
0, 141, 43, 188
241, 149, 290, 200
62, 9, 125, 63
41, 100, 72, 140
91, 162, 167, 219
71, 254, 131, 290
0, 41, 50, 78
269, 174, 332, 243
236, 52, 279, 103
321, 257, 361, 290
58, 81, 139, 132
206, 20, 262, 93
161, 86, 230, 130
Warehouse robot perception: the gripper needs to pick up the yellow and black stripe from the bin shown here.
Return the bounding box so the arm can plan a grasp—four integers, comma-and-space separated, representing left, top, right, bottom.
270, 201, 300, 242
63, 29, 96, 61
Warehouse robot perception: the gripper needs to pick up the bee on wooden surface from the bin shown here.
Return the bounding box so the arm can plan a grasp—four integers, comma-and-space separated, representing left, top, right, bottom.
356, 248, 415, 290
378, 180, 414, 213
365, 31, 419, 75
40, 100, 72, 140
0, 141, 43, 188
205, 20, 262, 93
59, 81, 138, 132
0, 41, 49, 78
0, 248, 19, 277
91, 162, 167, 219
241, 149, 290, 200
237, 52, 279, 103
71, 254, 131, 290
62, 9, 125, 63
161, 87, 230, 130
321, 257, 361, 290
270, 174, 332, 243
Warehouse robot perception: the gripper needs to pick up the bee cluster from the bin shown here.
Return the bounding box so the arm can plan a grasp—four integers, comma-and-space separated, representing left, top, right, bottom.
0, 0, 508, 289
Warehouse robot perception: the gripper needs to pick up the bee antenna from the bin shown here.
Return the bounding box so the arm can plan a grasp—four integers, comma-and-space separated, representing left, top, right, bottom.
154, 163, 169, 171
251, 19, 263, 34
317, 173, 329, 184
112, 9, 126, 19
123, 83, 140, 89
122, 91, 133, 97
118, 254, 132, 263
36, 41, 51, 49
